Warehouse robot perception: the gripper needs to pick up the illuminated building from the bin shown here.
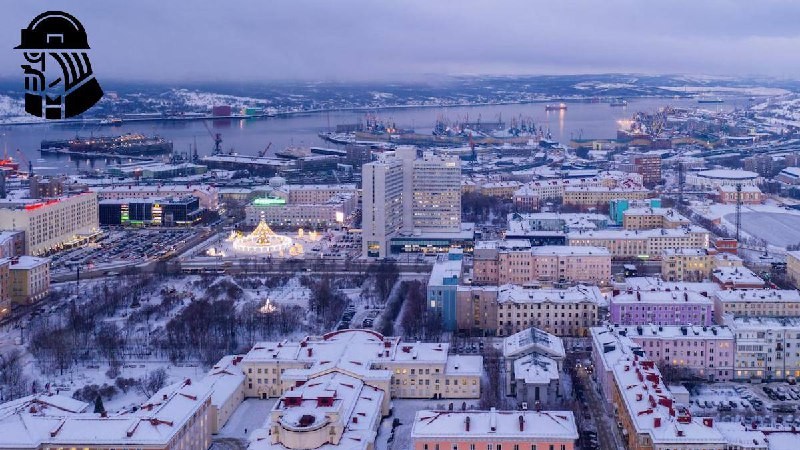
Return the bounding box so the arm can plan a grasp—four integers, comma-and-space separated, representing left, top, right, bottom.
98, 196, 202, 226
0, 192, 98, 255
362, 147, 461, 257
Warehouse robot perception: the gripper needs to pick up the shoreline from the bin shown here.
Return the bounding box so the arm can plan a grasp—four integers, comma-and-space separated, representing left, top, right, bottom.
0, 95, 694, 128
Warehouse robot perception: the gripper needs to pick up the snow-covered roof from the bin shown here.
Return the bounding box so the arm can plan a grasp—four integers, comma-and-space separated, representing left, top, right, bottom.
711, 266, 765, 287
241, 329, 481, 379
568, 226, 708, 240
696, 169, 759, 180
530, 245, 609, 257
714, 289, 800, 304
0, 379, 212, 448
497, 284, 604, 306
411, 408, 578, 441
724, 315, 800, 331
611, 355, 724, 445
611, 290, 713, 306
248, 370, 383, 450
513, 353, 560, 385
503, 327, 565, 360
204, 355, 246, 408
8, 256, 49, 270
618, 277, 722, 295
428, 257, 462, 286
609, 324, 733, 340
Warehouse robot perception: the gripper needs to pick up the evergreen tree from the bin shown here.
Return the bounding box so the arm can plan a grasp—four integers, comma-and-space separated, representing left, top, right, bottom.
93, 395, 105, 414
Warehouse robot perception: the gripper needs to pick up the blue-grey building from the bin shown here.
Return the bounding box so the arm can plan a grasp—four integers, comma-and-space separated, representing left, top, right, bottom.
427, 250, 463, 331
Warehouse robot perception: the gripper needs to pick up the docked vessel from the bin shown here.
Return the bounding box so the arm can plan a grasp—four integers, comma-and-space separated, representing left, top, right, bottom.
545, 103, 567, 111
40, 133, 173, 155
274, 146, 312, 159
697, 97, 724, 104
99, 117, 123, 126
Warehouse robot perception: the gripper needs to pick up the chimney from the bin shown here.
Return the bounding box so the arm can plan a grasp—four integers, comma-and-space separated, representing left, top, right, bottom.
518, 415, 524, 432
489, 407, 497, 432
162, 394, 168, 401
307, 348, 313, 357
703, 418, 713, 427
654, 417, 661, 428
352, 416, 358, 424
465, 416, 471, 432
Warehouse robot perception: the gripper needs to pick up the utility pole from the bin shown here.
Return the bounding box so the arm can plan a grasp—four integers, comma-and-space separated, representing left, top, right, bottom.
735, 183, 742, 242
678, 160, 685, 206
75, 265, 80, 298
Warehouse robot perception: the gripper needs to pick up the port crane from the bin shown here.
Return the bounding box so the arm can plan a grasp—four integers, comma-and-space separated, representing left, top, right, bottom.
15, 149, 32, 176
202, 121, 223, 155
258, 142, 272, 157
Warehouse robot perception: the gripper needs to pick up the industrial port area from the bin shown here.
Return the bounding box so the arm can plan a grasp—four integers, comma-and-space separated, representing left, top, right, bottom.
4, 2, 800, 450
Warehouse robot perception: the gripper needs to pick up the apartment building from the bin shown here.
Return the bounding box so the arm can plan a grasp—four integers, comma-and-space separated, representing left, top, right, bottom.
661, 248, 714, 282
239, 329, 482, 401
362, 147, 461, 257
472, 240, 611, 286
623, 207, 690, 230
609, 324, 735, 382
568, 226, 710, 260
496, 284, 603, 337
563, 186, 650, 206
0, 192, 99, 255
8, 256, 50, 304
713, 289, 800, 323
0, 380, 213, 450
725, 315, 800, 381
411, 408, 578, 450
609, 289, 713, 326
785, 251, 800, 289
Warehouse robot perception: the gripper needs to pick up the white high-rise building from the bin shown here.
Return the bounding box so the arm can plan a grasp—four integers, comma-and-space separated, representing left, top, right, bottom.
362, 147, 461, 257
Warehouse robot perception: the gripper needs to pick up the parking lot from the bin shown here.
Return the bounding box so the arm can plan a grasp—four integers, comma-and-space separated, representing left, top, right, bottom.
689, 382, 800, 428
50, 228, 202, 276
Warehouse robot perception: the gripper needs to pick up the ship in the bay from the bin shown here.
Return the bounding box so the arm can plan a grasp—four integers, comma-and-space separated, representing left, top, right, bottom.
545, 103, 567, 111
697, 96, 724, 104
609, 98, 628, 107
40, 133, 173, 156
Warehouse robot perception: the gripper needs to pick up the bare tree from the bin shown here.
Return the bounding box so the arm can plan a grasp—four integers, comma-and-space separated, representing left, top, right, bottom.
138, 368, 168, 398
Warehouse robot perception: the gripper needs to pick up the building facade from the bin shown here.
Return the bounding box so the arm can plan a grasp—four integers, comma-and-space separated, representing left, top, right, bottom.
8, 256, 50, 305
713, 289, 800, 323
568, 226, 710, 260
0, 192, 98, 255
609, 290, 713, 326
411, 409, 578, 450
496, 285, 603, 337
239, 330, 482, 401
362, 147, 461, 257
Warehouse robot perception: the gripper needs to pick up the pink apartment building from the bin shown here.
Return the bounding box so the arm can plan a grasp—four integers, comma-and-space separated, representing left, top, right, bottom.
473, 240, 611, 286
611, 324, 735, 382
411, 408, 578, 450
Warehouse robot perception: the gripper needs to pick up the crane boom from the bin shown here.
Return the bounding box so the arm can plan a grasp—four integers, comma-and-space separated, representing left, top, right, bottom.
202, 121, 223, 155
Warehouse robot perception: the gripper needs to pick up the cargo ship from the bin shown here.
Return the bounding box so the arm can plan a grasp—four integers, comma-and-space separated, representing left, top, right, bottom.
609, 98, 628, 107
40, 133, 173, 155
545, 103, 567, 111
697, 96, 724, 104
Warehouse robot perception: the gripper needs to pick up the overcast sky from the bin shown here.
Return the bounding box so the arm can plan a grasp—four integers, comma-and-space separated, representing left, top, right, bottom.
3, 1, 800, 83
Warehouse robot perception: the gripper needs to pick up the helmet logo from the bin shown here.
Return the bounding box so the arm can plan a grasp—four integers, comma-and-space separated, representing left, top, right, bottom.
16, 11, 103, 119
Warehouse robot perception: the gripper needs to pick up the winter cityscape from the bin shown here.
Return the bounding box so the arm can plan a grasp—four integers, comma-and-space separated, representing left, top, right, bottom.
4, 2, 800, 450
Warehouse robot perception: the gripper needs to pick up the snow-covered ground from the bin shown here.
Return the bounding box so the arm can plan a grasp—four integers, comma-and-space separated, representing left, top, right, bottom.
724, 211, 800, 248
691, 202, 800, 250
218, 398, 275, 438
